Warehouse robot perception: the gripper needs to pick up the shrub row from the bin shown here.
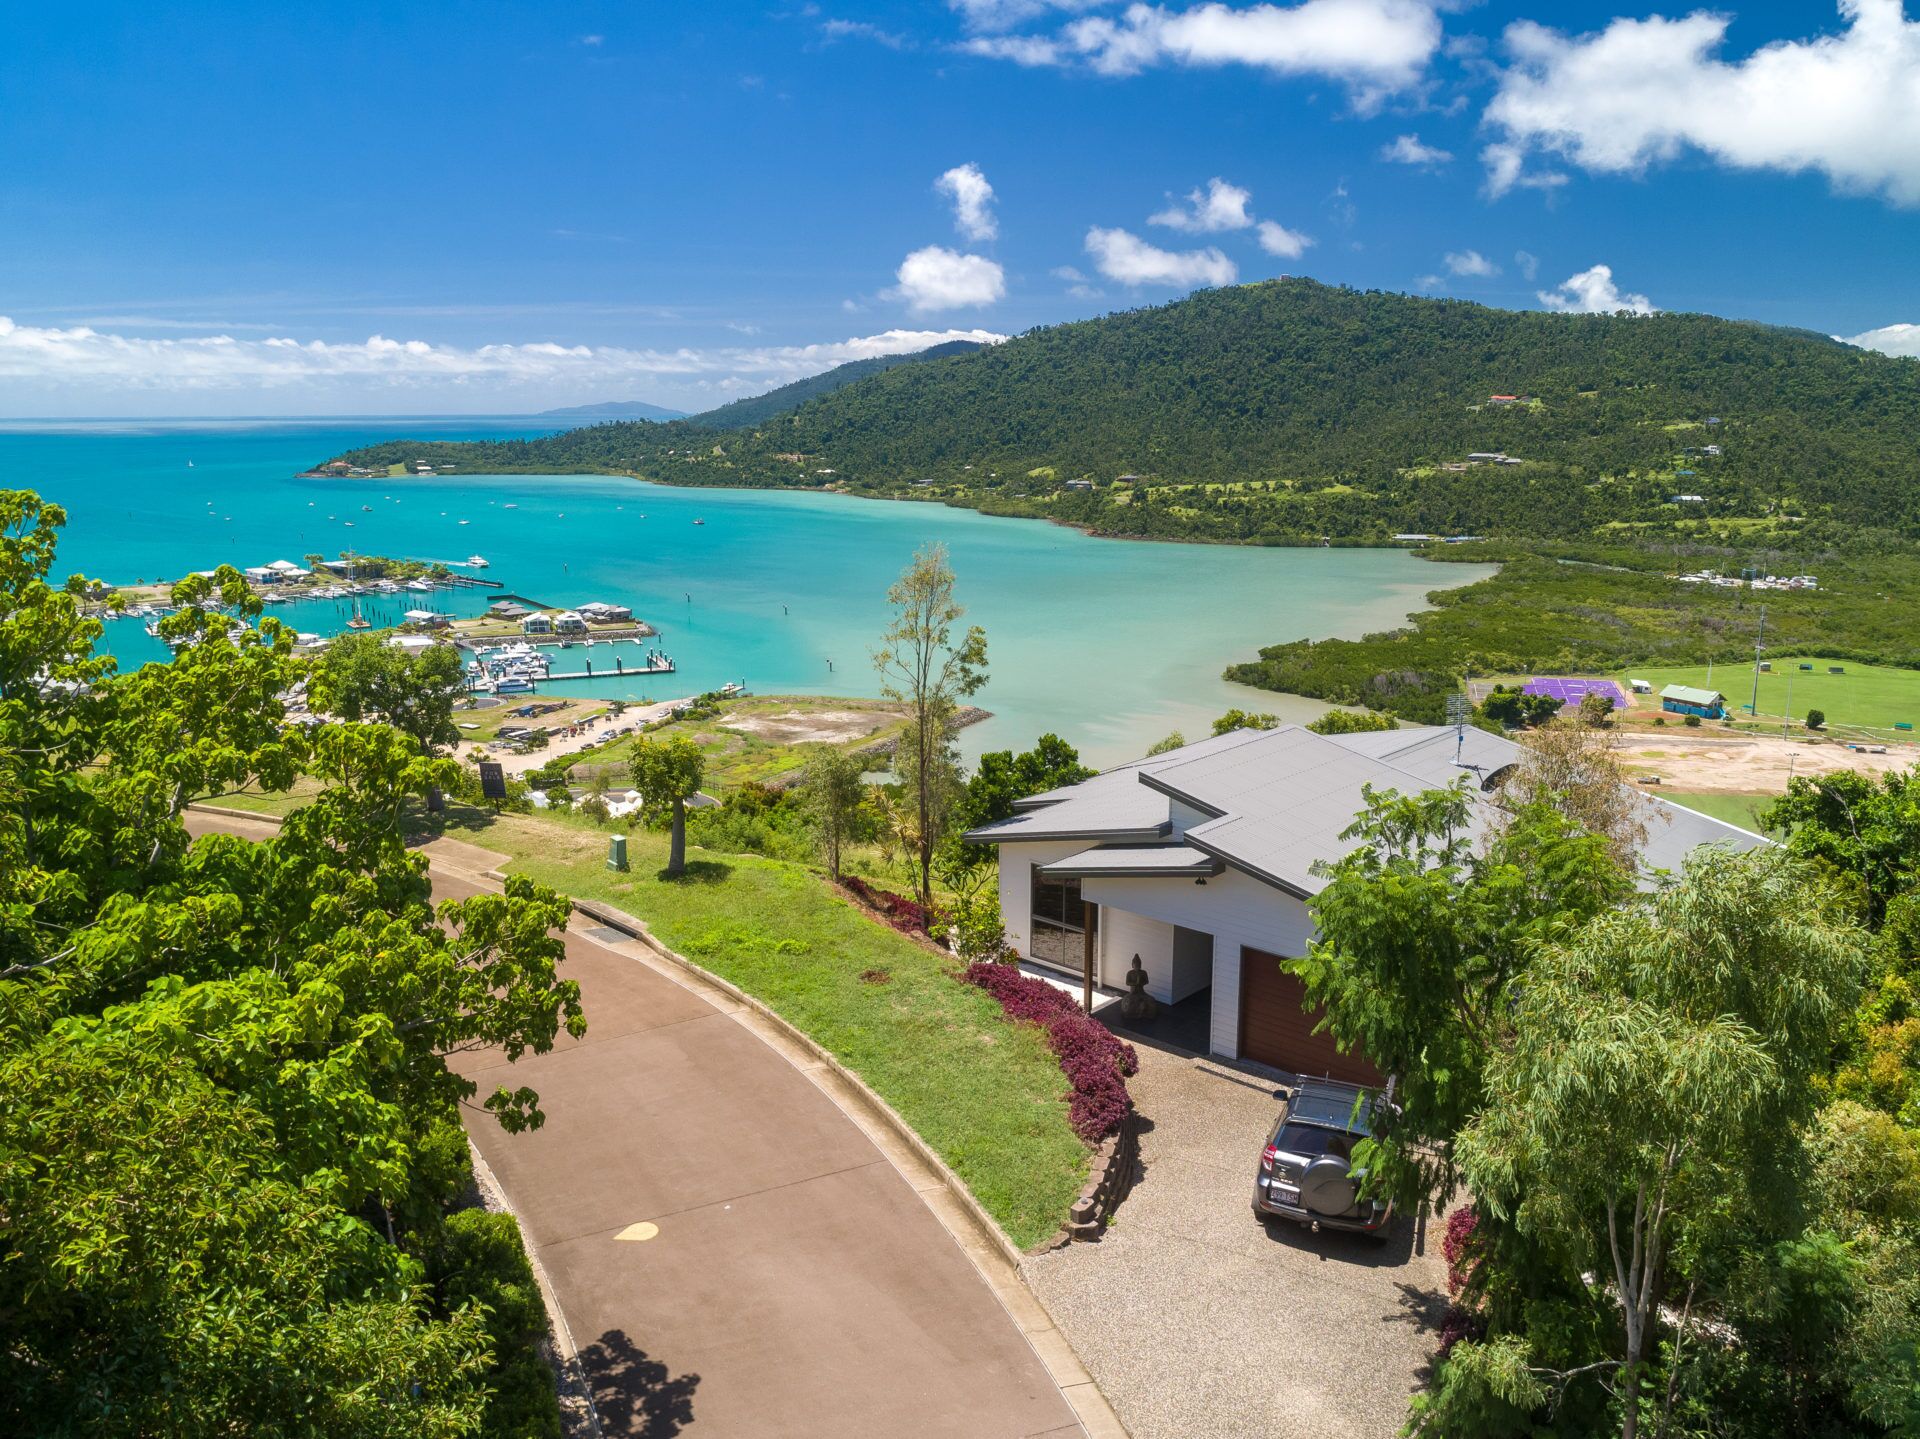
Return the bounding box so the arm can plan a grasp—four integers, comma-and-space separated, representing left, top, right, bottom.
962, 961, 1138, 1143
837, 876, 934, 935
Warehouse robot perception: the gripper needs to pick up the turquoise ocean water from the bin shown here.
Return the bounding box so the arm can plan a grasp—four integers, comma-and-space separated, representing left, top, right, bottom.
7, 419, 1492, 767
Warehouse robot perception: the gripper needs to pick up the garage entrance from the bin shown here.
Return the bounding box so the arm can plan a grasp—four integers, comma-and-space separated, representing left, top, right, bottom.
1237, 946, 1382, 1086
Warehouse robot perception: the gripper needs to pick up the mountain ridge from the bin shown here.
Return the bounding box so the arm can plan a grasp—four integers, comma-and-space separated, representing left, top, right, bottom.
325, 279, 1920, 542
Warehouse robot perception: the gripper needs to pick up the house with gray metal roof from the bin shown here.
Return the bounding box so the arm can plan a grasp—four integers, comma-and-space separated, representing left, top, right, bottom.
964, 723, 1765, 1076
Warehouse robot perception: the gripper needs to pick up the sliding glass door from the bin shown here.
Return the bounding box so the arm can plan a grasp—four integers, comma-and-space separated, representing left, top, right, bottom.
1029, 866, 1095, 973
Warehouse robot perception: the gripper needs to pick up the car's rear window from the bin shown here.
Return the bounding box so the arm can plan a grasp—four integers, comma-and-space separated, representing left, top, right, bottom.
1274, 1124, 1357, 1160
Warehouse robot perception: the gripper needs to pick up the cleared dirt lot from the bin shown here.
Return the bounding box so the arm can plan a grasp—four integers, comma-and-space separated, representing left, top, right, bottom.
1609, 731, 1917, 794
1026, 1047, 1448, 1439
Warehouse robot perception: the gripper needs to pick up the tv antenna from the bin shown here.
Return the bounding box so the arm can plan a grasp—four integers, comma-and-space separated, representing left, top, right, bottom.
1446, 693, 1469, 765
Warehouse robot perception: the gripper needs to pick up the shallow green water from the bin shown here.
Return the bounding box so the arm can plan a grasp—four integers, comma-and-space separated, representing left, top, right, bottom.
12, 419, 1491, 766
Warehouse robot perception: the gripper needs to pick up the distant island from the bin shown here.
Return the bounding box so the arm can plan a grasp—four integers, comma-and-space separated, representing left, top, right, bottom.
537, 400, 688, 421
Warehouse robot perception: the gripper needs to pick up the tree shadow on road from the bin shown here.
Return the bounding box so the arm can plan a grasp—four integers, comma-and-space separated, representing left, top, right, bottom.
579, 1329, 701, 1437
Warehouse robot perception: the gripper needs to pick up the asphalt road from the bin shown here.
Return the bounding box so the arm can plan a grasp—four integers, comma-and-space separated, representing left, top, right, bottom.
187, 813, 1085, 1439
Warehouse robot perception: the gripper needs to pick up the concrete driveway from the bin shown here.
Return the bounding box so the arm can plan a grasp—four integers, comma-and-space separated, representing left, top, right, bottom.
187, 812, 1089, 1439
1025, 1046, 1449, 1439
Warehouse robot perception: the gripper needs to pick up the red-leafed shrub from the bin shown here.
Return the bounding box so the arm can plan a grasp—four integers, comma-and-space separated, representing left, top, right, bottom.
1435, 1305, 1485, 1359
837, 876, 933, 935
963, 961, 1137, 1143
1441, 1205, 1480, 1298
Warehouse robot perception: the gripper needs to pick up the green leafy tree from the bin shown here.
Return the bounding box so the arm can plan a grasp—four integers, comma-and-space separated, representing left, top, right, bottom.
1145, 730, 1186, 756
1807, 708, 1827, 731
1456, 848, 1868, 1439
0, 489, 583, 1434
1306, 708, 1398, 735
1211, 707, 1279, 735
310, 629, 465, 755
960, 733, 1094, 830
630, 732, 706, 877
1764, 767, 1920, 921
871, 544, 987, 906
1479, 685, 1564, 730
1299, 782, 1629, 1207
800, 743, 867, 879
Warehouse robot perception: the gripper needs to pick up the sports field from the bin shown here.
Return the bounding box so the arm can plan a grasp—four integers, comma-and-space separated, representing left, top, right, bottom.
1621, 657, 1920, 735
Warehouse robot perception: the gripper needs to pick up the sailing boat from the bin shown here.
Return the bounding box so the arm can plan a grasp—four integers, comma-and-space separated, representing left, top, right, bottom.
345, 552, 371, 629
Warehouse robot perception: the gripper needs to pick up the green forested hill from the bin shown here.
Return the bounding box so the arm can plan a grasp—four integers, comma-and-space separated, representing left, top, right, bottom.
327, 279, 1920, 542
690, 338, 986, 429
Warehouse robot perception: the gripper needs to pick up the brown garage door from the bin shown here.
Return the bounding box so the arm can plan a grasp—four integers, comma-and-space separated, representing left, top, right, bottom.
1238, 947, 1383, 1086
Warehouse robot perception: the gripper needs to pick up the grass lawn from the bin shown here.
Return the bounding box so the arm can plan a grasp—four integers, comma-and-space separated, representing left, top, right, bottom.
1660, 791, 1778, 836
409, 804, 1083, 1248
1621, 657, 1920, 736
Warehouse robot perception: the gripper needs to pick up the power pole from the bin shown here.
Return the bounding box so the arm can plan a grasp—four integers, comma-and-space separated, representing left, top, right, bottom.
1749, 604, 1767, 718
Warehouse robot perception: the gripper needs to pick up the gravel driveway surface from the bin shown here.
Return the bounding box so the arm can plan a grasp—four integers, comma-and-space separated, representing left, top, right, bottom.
1025, 1046, 1448, 1439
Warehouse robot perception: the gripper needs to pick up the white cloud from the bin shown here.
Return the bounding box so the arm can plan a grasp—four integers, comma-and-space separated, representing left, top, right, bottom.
1444, 249, 1498, 277
822, 18, 910, 49
1537, 264, 1656, 315
1150, 177, 1254, 231
948, 0, 1110, 31
1085, 227, 1238, 286
1514, 249, 1540, 280
1256, 219, 1313, 257
965, 0, 1444, 108
1846, 322, 1920, 358
580, 34, 604, 46
958, 33, 1067, 64
1380, 132, 1452, 165
0, 315, 1007, 403
936, 163, 999, 241
1485, 0, 1920, 206
890, 246, 1008, 311
1480, 140, 1568, 198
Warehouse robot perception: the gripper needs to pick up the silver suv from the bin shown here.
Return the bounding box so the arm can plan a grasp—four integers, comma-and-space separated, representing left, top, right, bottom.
1252, 1078, 1392, 1237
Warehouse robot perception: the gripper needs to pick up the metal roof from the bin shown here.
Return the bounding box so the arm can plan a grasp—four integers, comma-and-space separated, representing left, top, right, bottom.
1038, 844, 1223, 878
972, 722, 1767, 896
970, 729, 1267, 841
1660, 684, 1725, 706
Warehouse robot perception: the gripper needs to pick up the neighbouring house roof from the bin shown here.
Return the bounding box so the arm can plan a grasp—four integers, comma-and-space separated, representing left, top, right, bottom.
968, 723, 1765, 899
1660, 684, 1725, 706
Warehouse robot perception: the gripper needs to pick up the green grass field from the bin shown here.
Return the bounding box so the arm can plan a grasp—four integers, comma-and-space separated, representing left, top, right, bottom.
1621, 657, 1920, 735
1659, 792, 1777, 836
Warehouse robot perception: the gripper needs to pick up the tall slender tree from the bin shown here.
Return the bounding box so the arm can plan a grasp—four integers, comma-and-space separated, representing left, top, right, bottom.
800, 744, 866, 880
871, 545, 986, 906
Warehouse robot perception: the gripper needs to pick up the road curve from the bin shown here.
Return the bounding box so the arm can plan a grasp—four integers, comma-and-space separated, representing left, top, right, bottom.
187, 813, 1087, 1439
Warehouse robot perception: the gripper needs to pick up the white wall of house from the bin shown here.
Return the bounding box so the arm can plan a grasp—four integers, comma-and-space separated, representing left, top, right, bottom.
1082, 869, 1315, 1059
1098, 907, 1176, 996
1168, 798, 1215, 836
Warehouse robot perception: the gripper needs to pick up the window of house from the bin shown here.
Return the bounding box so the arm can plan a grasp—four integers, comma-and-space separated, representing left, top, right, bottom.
1030, 867, 1094, 971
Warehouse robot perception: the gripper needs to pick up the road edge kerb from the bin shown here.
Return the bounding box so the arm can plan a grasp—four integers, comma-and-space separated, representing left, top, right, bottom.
559, 891, 1133, 1439
466, 1140, 604, 1439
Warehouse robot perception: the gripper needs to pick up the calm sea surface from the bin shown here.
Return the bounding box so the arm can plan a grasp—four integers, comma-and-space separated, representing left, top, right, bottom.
7, 418, 1493, 766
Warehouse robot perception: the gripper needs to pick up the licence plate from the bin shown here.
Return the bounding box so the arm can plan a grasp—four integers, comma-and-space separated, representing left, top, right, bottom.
1271, 1184, 1300, 1205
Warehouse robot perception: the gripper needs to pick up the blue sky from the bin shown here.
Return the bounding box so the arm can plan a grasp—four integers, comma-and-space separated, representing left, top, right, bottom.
3, 0, 1918, 415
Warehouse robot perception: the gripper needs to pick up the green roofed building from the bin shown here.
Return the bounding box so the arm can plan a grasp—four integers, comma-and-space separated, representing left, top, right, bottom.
1660, 684, 1728, 719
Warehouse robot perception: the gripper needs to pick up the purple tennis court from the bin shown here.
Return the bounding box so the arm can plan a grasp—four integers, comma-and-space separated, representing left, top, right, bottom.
1524, 677, 1629, 709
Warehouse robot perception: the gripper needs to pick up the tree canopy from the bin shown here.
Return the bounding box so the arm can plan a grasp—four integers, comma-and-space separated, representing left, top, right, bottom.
0, 489, 582, 1435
